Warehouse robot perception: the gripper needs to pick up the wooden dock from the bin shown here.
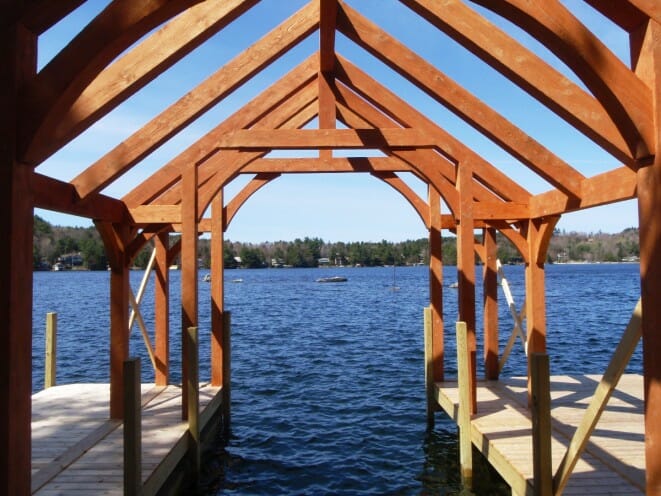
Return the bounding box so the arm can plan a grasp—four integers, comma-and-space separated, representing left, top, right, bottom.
434, 374, 644, 495
31, 383, 222, 495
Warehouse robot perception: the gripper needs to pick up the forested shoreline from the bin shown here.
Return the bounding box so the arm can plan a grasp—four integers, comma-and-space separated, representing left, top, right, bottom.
33, 215, 640, 270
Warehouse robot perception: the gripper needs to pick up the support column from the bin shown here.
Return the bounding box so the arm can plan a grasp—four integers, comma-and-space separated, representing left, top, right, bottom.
154, 232, 170, 386
181, 163, 198, 420
632, 18, 661, 496
428, 185, 444, 383
524, 217, 557, 402
483, 227, 499, 380
457, 162, 477, 413
0, 20, 36, 495
211, 191, 225, 386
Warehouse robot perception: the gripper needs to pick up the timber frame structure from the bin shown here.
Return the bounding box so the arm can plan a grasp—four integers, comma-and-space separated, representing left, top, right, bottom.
1, 1, 660, 494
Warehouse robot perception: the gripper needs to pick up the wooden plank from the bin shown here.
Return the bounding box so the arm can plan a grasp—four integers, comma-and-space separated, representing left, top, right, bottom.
123, 358, 141, 496
71, 1, 320, 200
215, 128, 436, 150
472, 201, 529, 221
400, 0, 633, 165
130, 205, 181, 225
210, 192, 224, 387
240, 156, 415, 174
185, 327, 200, 489
424, 307, 434, 425
428, 186, 444, 384
337, 2, 586, 197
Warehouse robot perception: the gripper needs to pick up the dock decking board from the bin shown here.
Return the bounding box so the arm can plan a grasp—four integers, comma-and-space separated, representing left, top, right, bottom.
31, 383, 222, 495
434, 374, 644, 495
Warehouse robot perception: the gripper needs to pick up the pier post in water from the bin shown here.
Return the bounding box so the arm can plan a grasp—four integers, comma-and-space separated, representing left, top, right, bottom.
123, 357, 142, 496
456, 321, 473, 490
186, 326, 200, 488
45, 312, 57, 388
222, 311, 232, 436
423, 306, 434, 427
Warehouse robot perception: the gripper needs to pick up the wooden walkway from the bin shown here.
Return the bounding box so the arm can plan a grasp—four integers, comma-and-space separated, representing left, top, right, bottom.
435, 374, 644, 495
31, 383, 222, 495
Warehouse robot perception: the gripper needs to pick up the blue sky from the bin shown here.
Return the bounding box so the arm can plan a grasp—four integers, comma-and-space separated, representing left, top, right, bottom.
34, 0, 639, 242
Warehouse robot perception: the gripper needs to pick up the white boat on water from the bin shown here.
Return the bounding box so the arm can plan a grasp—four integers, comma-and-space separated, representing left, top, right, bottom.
316, 276, 348, 283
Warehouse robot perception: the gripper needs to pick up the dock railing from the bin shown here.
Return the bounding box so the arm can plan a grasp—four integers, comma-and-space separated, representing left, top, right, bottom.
496, 259, 527, 372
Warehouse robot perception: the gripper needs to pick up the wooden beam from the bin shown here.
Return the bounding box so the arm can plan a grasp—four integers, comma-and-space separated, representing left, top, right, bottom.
337, 2, 586, 197
20, 0, 202, 164
130, 205, 181, 225
240, 156, 414, 174
19, 0, 85, 35
30, 0, 258, 163
210, 192, 224, 387
32, 172, 128, 223
180, 163, 198, 421
471, 0, 654, 160
71, 1, 320, 200
154, 232, 170, 386
215, 128, 437, 150
0, 23, 35, 495
456, 161, 477, 413
483, 227, 499, 380
319, 0, 338, 72
583, 0, 649, 32
122, 55, 319, 208
529, 166, 637, 218
429, 186, 444, 383
401, 0, 634, 165
633, 18, 661, 496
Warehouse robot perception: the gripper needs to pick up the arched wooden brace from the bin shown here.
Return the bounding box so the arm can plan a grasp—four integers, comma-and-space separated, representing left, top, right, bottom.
471, 0, 654, 161
632, 17, 661, 495
21, 0, 206, 164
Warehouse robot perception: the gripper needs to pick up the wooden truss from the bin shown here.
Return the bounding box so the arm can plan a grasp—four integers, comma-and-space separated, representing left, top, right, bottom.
1, 1, 660, 494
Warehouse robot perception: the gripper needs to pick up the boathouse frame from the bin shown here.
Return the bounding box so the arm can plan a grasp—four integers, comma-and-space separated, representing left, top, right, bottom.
1, 1, 660, 494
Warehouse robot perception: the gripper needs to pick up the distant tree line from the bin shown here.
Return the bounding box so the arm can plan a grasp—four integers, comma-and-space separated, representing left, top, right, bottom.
32, 215, 641, 270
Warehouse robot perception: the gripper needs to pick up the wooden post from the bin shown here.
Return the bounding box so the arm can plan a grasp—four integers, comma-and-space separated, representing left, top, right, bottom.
45, 312, 57, 388
531, 353, 552, 496
154, 232, 170, 386
109, 232, 130, 420
181, 163, 198, 420
222, 312, 232, 436
483, 227, 499, 380
0, 21, 36, 495
123, 357, 142, 496
456, 321, 472, 490
211, 191, 225, 387
424, 306, 434, 427
428, 185, 444, 384
457, 162, 477, 413
186, 326, 200, 489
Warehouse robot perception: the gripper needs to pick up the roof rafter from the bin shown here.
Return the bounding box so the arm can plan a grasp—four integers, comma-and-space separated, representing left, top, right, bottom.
472, 0, 654, 160
401, 0, 634, 165
21, 0, 203, 163
71, 0, 320, 201
337, 1, 586, 198
27, 0, 258, 165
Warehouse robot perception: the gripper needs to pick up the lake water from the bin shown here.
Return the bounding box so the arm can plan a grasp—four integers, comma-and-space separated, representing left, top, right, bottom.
32, 263, 641, 495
